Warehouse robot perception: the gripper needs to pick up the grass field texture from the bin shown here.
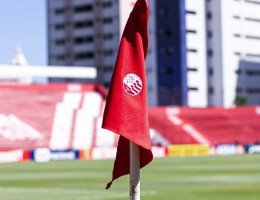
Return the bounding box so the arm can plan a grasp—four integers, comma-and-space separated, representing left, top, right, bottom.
0, 155, 260, 200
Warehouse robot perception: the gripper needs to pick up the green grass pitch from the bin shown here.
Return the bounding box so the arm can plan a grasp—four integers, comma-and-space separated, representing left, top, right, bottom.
0, 155, 260, 200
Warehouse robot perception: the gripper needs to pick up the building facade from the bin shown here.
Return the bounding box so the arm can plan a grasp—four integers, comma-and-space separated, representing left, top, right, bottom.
157, 0, 260, 107
156, 0, 208, 106
207, 0, 260, 107
47, 0, 121, 85
47, 0, 158, 105
47, 0, 260, 107
47, 0, 208, 107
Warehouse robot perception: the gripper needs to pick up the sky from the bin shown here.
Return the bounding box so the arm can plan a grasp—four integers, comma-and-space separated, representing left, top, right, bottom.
0, 0, 47, 65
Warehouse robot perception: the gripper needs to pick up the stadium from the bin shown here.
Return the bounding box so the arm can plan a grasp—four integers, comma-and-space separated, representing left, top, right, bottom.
0, 82, 260, 200
1, 0, 260, 199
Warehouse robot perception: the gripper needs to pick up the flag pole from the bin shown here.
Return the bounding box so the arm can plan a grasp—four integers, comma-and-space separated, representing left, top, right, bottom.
130, 141, 140, 200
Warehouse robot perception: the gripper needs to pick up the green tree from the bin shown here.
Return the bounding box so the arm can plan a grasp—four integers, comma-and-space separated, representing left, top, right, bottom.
235, 96, 248, 105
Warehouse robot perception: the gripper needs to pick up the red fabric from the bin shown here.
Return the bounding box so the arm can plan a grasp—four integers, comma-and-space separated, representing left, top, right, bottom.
102, 0, 153, 189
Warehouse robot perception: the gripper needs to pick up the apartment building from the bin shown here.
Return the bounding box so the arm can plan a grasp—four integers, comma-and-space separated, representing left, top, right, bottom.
156, 0, 208, 106
207, 0, 260, 106
48, 0, 260, 107
47, 0, 158, 105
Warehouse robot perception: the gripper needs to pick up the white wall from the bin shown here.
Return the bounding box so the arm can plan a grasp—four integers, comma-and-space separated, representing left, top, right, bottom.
185, 0, 208, 107
207, 0, 224, 106
220, 0, 260, 107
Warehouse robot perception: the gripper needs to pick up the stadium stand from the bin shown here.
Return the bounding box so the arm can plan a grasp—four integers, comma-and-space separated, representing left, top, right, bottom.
149, 107, 199, 145
0, 83, 260, 151
0, 84, 109, 150
189, 107, 260, 145
149, 106, 260, 145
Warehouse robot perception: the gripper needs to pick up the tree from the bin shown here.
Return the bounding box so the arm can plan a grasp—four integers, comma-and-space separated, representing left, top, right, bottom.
234, 96, 248, 106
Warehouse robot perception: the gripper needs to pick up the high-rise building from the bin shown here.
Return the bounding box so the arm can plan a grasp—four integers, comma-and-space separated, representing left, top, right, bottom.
156, 0, 207, 106
47, 0, 120, 84
48, 0, 260, 107
47, 0, 208, 107
207, 0, 260, 107
47, 0, 158, 105
156, 0, 260, 107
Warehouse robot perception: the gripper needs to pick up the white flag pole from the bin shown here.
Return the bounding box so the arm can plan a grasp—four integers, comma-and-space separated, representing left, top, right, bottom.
130, 141, 141, 200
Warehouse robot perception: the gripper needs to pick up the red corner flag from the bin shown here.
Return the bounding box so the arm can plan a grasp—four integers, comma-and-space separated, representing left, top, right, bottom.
102, 0, 153, 189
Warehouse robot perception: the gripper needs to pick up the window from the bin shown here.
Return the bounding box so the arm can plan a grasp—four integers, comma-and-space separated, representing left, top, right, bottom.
159, 46, 174, 56
103, 66, 113, 72
164, 29, 172, 37
55, 23, 65, 30
206, 12, 212, 19
235, 69, 242, 74
233, 15, 241, 20
245, 35, 260, 40
103, 49, 114, 56
245, 70, 260, 76
158, 9, 173, 17
246, 53, 260, 58
186, 10, 197, 15
55, 8, 64, 15
74, 20, 93, 28
233, 33, 241, 38
166, 66, 173, 75
245, 17, 260, 23
207, 31, 213, 38
74, 4, 93, 12
188, 87, 199, 91
103, 82, 110, 88
103, 17, 113, 24
208, 87, 214, 94
159, 66, 173, 75
74, 36, 94, 44
188, 49, 198, 53
56, 54, 65, 60
103, 1, 113, 8
207, 49, 213, 56
75, 52, 94, 60
208, 68, 214, 75
246, 88, 260, 94
188, 68, 198, 72
236, 87, 242, 93
158, 28, 173, 37
55, 39, 65, 45
244, 0, 260, 5
103, 33, 114, 40
186, 30, 197, 34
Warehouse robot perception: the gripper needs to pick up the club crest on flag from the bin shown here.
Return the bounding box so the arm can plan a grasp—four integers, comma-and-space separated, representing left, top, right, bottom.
123, 73, 143, 96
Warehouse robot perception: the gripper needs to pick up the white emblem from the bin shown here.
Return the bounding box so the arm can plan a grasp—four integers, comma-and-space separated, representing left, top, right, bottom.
123, 73, 143, 96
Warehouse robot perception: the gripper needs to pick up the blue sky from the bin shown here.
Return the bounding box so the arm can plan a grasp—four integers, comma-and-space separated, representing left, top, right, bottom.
0, 0, 47, 65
